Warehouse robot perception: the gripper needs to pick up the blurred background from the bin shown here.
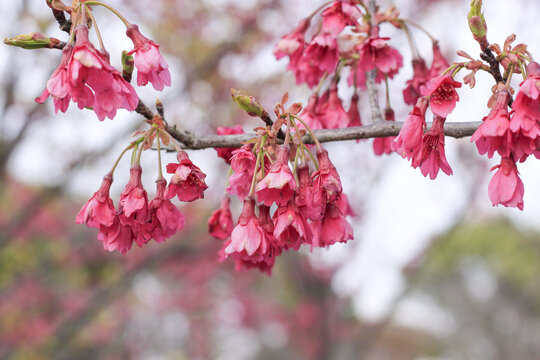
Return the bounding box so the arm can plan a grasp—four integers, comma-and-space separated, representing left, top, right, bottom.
2, 0, 540, 359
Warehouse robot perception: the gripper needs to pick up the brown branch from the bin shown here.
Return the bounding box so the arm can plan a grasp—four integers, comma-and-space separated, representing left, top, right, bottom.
161, 121, 482, 150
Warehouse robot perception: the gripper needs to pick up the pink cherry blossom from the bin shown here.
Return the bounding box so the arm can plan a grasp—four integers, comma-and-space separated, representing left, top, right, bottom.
75, 173, 116, 229
273, 200, 311, 251
97, 219, 135, 254
214, 125, 244, 164
312, 148, 342, 202
299, 93, 326, 130
310, 202, 353, 248
208, 196, 234, 240
293, 32, 339, 88
68, 25, 139, 121
403, 58, 429, 105
226, 144, 256, 200
418, 116, 453, 179
145, 178, 185, 244
126, 24, 171, 91
295, 164, 325, 221
357, 37, 403, 78
488, 157, 524, 210
225, 198, 266, 256
373, 108, 396, 156
420, 75, 461, 118
232, 205, 280, 275
35, 44, 73, 113
321, 1, 361, 36
428, 42, 450, 79
392, 97, 428, 161
319, 84, 350, 128
256, 146, 297, 206
166, 150, 208, 202
118, 165, 149, 241
274, 18, 310, 69
348, 93, 362, 128
471, 90, 512, 158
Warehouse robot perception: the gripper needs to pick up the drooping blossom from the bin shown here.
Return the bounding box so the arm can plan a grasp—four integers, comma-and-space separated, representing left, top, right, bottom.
310, 202, 353, 248
348, 93, 362, 128
35, 44, 74, 113
225, 198, 266, 257
214, 125, 244, 164
75, 173, 116, 229
299, 93, 325, 130
373, 108, 396, 156
144, 178, 185, 243
226, 144, 256, 200
420, 74, 461, 118
471, 90, 512, 158
357, 36, 403, 79
488, 157, 524, 210
126, 24, 171, 91
118, 165, 149, 228
166, 150, 208, 202
319, 84, 350, 128
312, 147, 343, 202
294, 33, 339, 88
428, 42, 450, 79
508, 62, 540, 160
320, 1, 361, 36
208, 196, 234, 240
418, 116, 453, 179
403, 57, 429, 105
274, 18, 310, 69
256, 146, 297, 206
392, 97, 428, 161
97, 219, 135, 254
69, 25, 139, 121
273, 200, 311, 251
295, 164, 325, 221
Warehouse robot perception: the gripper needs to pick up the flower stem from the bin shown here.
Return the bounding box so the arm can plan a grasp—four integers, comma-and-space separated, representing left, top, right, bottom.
156, 131, 164, 180
402, 18, 436, 43
84, 1, 131, 27
85, 4, 105, 51
291, 114, 322, 149
110, 142, 136, 174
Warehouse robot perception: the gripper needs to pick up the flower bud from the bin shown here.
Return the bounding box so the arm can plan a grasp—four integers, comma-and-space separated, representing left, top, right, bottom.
468, 0, 488, 49
121, 50, 134, 83
231, 89, 267, 118
4, 32, 57, 49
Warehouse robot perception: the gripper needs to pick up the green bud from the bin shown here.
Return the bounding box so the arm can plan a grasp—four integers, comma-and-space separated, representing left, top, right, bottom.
231, 89, 266, 118
4, 32, 53, 49
468, 0, 488, 48
121, 51, 134, 83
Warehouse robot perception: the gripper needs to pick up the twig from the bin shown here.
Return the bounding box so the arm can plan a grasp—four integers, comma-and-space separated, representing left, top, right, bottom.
480, 48, 504, 84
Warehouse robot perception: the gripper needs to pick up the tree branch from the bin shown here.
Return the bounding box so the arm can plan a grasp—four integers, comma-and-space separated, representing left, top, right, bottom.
161, 121, 482, 150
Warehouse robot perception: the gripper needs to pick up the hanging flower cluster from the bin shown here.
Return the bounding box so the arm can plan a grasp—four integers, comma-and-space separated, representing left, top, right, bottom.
76, 116, 207, 253
34, 1, 171, 120
208, 92, 355, 274
274, 0, 454, 158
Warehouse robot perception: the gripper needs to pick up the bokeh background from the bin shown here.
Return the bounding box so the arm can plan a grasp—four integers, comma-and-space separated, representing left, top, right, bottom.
2, 0, 540, 359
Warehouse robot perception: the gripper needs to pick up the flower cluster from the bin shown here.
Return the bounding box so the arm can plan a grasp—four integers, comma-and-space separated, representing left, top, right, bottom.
208, 105, 355, 274
468, 62, 540, 210
393, 74, 461, 180
274, 0, 454, 158
77, 145, 207, 254
36, 4, 170, 120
